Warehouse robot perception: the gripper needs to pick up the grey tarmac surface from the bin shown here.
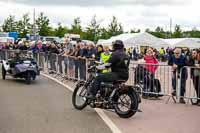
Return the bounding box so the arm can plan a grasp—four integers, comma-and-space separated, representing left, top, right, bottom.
61, 75, 200, 133
0, 70, 112, 133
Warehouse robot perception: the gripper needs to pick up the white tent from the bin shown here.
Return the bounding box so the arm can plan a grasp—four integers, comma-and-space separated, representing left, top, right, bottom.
163, 38, 200, 49
124, 32, 169, 49
98, 32, 170, 49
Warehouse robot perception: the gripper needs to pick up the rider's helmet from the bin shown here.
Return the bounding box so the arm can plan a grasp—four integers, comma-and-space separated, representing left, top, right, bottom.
112, 40, 124, 51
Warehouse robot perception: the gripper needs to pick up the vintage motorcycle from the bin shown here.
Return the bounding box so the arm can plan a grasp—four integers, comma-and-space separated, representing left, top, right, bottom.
72, 63, 141, 118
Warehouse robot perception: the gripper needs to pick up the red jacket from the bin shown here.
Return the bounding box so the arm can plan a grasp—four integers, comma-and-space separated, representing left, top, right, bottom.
144, 55, 158, 74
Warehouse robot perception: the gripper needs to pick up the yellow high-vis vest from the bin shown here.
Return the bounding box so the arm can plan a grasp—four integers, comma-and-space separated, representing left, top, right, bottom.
101, 52, 112, 73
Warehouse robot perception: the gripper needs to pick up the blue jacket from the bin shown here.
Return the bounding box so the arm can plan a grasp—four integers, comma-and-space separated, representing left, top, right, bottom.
168, 55, 187, 74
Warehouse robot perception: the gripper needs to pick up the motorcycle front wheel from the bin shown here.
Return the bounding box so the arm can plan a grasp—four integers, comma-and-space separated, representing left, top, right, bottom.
72, 82, 88, 110
114, 90, 139, 118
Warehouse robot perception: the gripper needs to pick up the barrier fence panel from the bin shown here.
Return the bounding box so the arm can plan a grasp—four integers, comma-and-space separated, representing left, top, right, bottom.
67, 56, 76, 80
0, 50, 6, 60
38, 52, 45, 71
129, 63, 173, 98
179, 66, 200, 103
2, 50, 200, 105
57, 54, 63, 76
48, 53, 58, 74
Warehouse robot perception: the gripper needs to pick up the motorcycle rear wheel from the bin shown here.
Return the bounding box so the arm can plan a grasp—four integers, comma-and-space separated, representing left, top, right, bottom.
114, 90, 139, 118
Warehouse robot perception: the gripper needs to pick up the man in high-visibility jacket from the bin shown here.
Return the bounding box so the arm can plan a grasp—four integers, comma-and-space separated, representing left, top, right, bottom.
159, 47, 165, 61
100, 45, 112, 73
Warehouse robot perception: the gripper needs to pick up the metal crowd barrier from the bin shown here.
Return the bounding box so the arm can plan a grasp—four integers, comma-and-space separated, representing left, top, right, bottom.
0, 50, 6, 60
179, 66, 200, 104
128, 63, 174, 100
1, 50, 200, 105
44, 53, 88, 82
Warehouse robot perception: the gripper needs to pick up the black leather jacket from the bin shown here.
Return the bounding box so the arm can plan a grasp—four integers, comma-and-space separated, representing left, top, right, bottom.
108, 49, 130, 79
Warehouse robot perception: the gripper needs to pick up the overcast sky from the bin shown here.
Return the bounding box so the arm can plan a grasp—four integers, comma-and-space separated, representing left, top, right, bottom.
0, 0, 199, 31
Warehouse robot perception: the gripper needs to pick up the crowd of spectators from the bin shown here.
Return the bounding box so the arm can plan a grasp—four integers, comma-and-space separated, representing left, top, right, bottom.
0, 40, 200, 105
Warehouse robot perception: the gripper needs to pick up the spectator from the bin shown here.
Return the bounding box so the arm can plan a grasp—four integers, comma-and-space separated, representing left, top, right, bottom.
41, 42, 49, 62
31, 43, 39, 60
142, 47, 160, 97
13, 44, 19, 49
68, 45, 76, 80
166, 47, 170, 55
19, 41, 28, 51
63, 39, 73, 76
5, 43, 12, 50
87, 43, 97, 59
100, 45, 112, 73
74, 44, 80, 80
159, 47, 165, 61
128, 47, 133, 59
49, 43, 59, 73
133, 47, 137, 60
78, 42, 88, 80
168, 48, 187, 104
96, 45, 104, 61
0, 43, 5, 60
144, 47, 159, 74
187, 49, 200, 106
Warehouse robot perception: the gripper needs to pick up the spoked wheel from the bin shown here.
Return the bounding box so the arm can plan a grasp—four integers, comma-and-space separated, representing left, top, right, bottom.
114, 91, 138, 118
2, 65, 6, 80
72, 82, 88, 110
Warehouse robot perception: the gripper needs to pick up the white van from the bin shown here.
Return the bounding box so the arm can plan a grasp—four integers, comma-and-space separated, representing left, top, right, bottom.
0, 37, 14, 43
64, 34, 80, 44
42, 36, 60, 43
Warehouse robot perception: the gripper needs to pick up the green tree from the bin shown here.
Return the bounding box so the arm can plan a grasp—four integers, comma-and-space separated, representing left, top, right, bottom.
35, 12, 51, 36
107, 16, 123, 37
145, 28, 151, 33
99, 28, 110, 39
2, 15, 17, 32
84, 15, 101, 42
152, 26, 165, 38
130, 28, 140, 33
54, 23, 68, 38
183, 27, 200, 38
70, 17, 82, 35
173, 24, 182, 38
16, 13, 31, 38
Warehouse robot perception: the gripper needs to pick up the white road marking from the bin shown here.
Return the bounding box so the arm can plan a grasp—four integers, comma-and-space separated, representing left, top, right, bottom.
41, 73, 122, 133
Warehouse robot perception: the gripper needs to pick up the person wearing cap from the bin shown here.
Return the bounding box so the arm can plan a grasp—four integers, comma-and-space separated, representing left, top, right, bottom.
87, 40, 130, 99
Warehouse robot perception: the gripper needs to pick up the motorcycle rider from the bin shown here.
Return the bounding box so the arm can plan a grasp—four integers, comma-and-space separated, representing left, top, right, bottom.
10, 50, 22, 68
87, 40, 130, 99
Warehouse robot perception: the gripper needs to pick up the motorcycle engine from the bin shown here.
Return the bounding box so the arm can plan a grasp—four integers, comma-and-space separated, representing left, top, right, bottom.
100, 82, 113, 98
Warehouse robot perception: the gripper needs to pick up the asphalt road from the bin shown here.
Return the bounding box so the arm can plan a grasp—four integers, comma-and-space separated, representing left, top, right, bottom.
0, 68, 111, 133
